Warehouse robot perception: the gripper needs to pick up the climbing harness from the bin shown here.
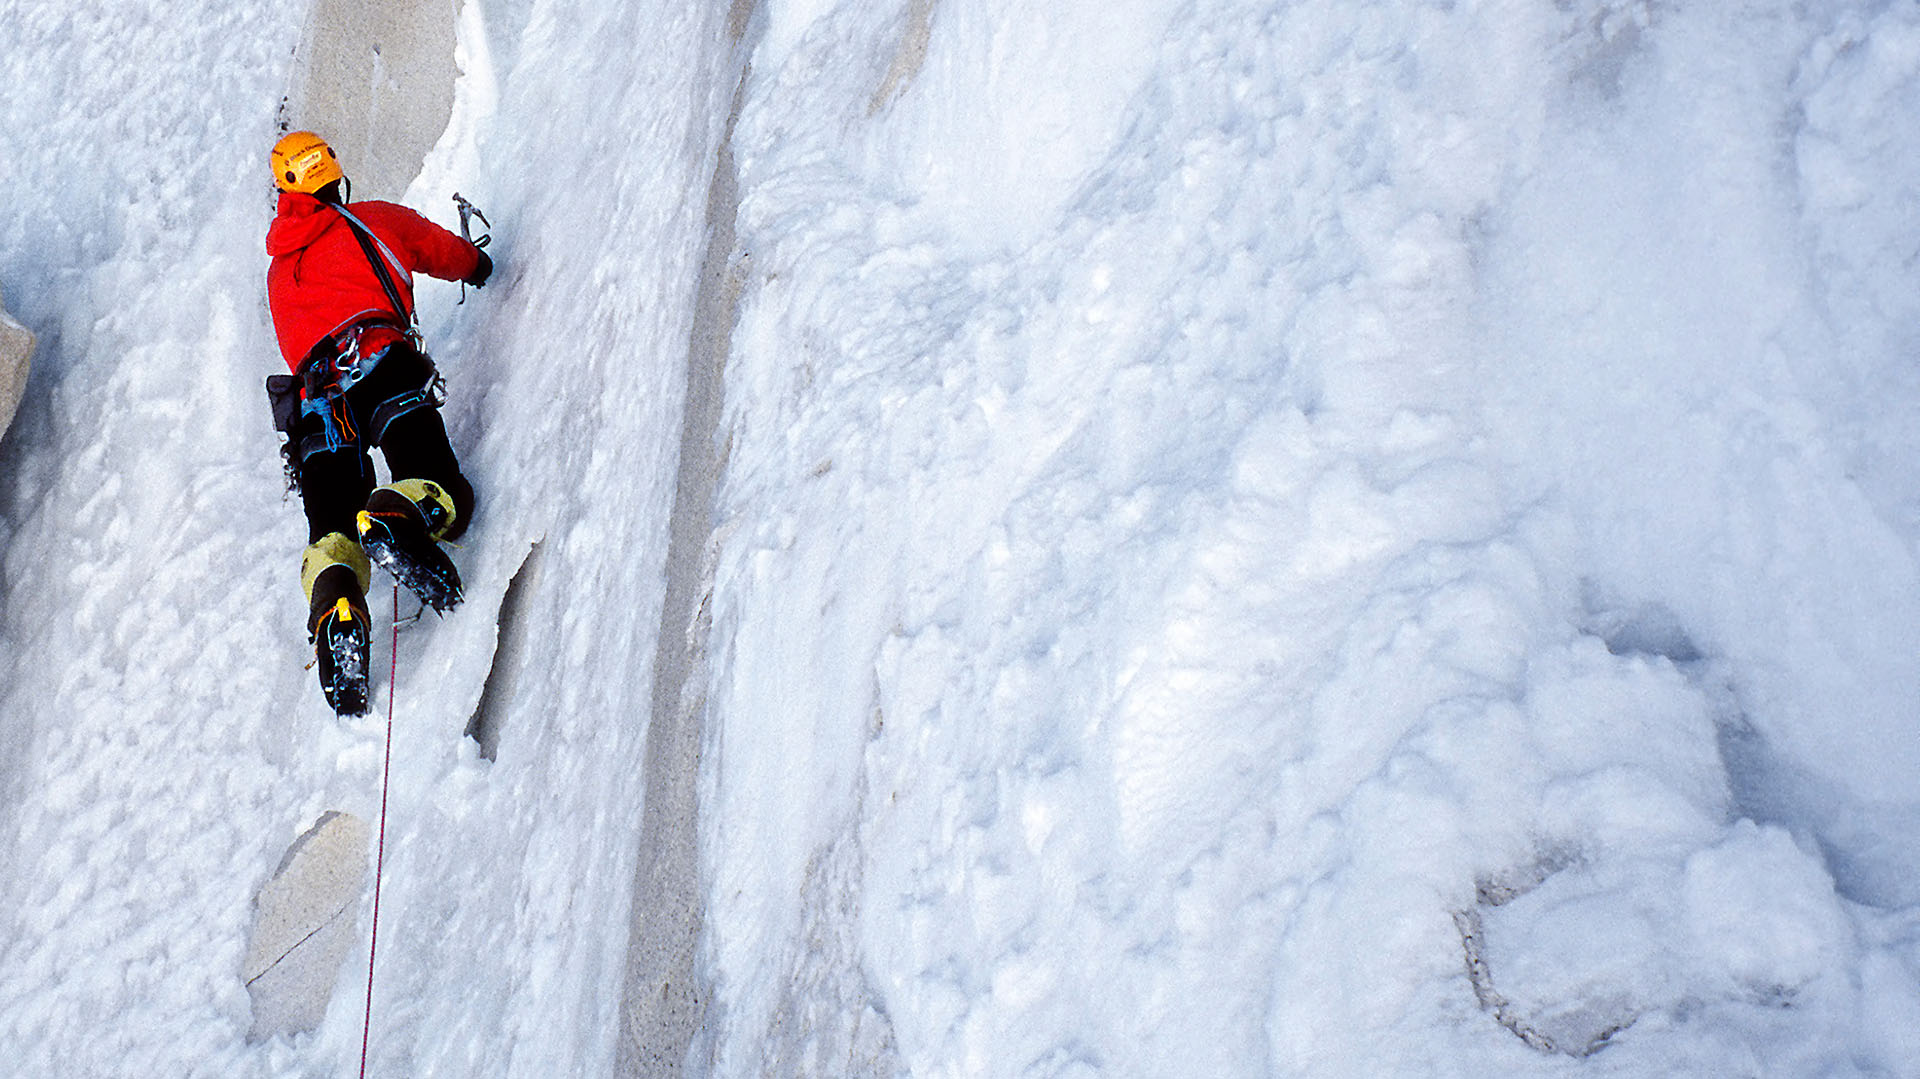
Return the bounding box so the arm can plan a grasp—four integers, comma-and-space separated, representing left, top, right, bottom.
292, 317, 441, 466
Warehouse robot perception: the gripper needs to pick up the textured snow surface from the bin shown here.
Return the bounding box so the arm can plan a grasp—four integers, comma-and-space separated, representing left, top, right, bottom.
2, 0, 1919, 1076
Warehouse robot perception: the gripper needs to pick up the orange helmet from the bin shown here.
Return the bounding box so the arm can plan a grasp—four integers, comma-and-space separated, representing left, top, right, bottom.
270, 131, 344, 194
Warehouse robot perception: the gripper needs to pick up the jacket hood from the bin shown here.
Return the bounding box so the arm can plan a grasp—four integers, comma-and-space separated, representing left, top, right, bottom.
265, 191, 339, 257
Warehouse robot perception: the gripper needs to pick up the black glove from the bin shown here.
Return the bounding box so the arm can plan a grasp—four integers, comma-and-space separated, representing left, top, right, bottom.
464, 249, 494, 288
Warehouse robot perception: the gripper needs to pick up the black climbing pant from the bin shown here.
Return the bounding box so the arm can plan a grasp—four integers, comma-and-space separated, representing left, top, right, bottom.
291, 341, 475, 544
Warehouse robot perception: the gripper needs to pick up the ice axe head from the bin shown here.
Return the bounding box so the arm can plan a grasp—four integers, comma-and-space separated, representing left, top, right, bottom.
452, 194, 492, 249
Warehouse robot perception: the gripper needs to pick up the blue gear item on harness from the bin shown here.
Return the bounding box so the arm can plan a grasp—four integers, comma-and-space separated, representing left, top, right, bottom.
297, 320, 385, 458
299, 369, 354, 460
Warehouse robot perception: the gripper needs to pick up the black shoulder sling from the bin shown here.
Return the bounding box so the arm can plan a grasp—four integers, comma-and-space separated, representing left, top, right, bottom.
327, 203, 417, 335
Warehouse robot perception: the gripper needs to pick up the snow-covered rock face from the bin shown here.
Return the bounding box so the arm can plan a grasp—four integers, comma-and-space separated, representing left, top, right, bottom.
242, 811, 369, 1041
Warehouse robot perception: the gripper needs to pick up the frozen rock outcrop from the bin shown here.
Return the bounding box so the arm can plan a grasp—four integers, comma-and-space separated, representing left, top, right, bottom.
0, 287, 31, 441
243, 811, 370, 1040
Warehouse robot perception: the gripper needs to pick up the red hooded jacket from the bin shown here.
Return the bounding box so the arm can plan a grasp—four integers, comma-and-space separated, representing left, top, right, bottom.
265, 191, 483, 371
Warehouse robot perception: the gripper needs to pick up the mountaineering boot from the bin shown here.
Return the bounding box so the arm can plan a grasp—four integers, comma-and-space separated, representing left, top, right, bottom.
303, 533, 373, 717
356, 478, 463, 612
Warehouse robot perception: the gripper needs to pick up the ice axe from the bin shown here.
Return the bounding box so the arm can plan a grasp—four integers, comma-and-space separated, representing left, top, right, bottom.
453, 193, 491, 247
453, 193, 492, 303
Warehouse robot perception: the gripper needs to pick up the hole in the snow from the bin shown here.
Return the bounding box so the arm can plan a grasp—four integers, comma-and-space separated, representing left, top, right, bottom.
1581, 588, 1704, 665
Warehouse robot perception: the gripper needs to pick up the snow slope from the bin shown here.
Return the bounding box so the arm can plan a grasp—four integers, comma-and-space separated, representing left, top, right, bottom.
1, 0, 1919, 1076
700, 0, 1920, 1074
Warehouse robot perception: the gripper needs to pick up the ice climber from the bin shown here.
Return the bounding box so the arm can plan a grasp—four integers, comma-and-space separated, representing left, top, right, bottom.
263, 130, 493, 715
